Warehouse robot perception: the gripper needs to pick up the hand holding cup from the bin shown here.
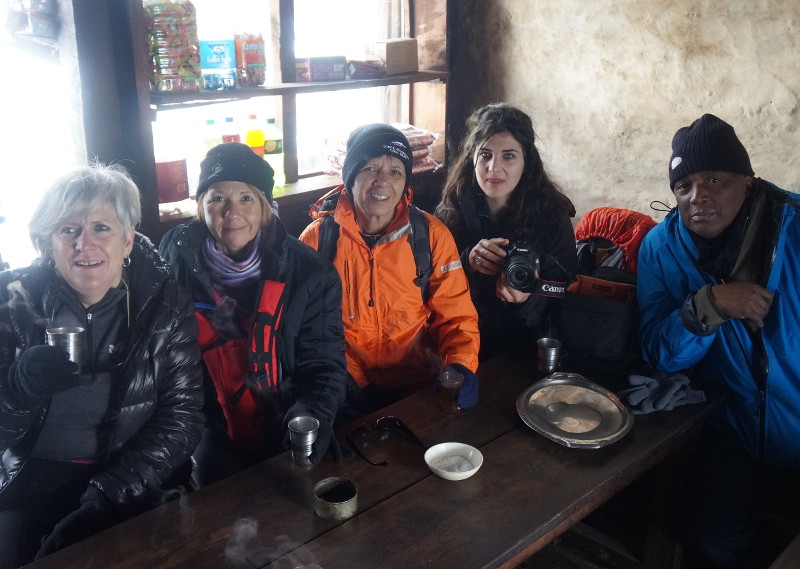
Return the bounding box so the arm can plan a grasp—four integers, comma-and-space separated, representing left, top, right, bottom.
9, 344, 81, 406
287, 416, 320, 465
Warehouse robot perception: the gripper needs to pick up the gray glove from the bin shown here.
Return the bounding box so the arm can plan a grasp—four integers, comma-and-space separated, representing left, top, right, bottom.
617, 372, 706, 415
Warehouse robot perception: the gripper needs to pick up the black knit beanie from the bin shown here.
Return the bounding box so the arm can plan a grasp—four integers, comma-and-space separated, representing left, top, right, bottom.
197, 142, 275, 202
668, 114, 753, 189
341, 124, 413, 192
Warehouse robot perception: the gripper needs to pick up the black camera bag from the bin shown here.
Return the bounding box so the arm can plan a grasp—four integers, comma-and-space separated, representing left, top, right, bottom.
553, 269, 638, 365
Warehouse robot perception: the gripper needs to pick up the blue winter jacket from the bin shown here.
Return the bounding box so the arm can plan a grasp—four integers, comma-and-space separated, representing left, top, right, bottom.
637, 180, 800, 466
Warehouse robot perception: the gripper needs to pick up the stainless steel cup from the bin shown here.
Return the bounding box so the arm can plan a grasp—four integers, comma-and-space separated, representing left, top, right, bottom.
313, 477, 358, 522
288, 416, 319, 465
537, 337, 562, 374
46, 326, 86, 373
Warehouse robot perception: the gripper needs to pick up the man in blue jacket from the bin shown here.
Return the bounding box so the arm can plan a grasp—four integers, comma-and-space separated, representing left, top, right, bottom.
637, 113, 800, 569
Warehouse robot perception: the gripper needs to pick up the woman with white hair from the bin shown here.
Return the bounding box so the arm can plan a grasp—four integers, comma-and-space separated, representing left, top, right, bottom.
0, 164, 204, 567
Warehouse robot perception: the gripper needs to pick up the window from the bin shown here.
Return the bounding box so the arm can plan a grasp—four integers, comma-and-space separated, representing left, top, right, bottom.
291, 0, 411, 175
150, 0, 412, 186
1, 34, 75, 268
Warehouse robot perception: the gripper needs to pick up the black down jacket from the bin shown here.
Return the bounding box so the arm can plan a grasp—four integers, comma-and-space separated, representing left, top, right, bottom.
0, 234, 204, 507
159, 218, 347, 437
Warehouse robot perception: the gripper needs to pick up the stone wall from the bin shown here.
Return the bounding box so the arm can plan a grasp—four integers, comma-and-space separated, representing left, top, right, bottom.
448, 0, 800, 223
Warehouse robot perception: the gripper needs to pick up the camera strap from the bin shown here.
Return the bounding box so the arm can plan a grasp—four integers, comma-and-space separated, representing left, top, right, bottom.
532, 276, 568, 298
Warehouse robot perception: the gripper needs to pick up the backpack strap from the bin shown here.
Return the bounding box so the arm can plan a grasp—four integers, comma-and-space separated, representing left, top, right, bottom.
317, 191, 342, 263
407, 205, 432, 304
318, 214, 340, 263
317, 194, 432, 303
249, 280, 287, 390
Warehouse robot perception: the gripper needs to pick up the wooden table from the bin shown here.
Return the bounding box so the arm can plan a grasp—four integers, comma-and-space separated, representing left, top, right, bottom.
24, 350, 723, 569
769, 530, 800, 569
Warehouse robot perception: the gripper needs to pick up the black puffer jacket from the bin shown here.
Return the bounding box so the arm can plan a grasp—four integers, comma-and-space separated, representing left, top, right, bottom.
0, 234, 204, 508
159, 218, 346, 434
443, 191, 578, 359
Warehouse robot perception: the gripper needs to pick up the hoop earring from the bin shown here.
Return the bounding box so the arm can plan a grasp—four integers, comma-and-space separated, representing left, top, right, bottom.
123, 257, 131, 268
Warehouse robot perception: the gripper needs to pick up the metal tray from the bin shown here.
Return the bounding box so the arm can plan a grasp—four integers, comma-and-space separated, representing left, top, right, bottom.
516, 372, 633, 449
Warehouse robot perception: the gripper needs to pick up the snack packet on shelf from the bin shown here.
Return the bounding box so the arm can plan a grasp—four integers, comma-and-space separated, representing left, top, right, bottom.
234, 33, 267, 87
323, 123, 441, 178
392, 123, 441, 175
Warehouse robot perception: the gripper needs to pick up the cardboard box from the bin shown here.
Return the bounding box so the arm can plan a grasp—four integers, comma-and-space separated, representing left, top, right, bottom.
295, 56, 347, 82
374, 38, 418, 75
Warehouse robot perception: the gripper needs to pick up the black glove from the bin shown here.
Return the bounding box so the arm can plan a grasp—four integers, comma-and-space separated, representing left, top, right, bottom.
8, 344, 80, 406
36, 485, 116, 559
447, 363, 480, 409
283, 403, 343, 465
310, 418, 343, 465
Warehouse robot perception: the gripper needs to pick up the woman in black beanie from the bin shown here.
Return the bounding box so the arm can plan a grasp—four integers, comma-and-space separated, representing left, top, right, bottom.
300, 124, 480, 416
159, 142, 347, 485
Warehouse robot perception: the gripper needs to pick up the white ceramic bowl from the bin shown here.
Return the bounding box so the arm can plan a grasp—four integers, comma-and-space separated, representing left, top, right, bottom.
424, 442, 484, 481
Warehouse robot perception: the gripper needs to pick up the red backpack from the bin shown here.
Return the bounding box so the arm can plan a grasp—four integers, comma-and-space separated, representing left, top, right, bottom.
574, 206, 657, 277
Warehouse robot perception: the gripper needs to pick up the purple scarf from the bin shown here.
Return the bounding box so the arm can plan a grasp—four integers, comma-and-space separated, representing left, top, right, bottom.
202, 230, 263, 289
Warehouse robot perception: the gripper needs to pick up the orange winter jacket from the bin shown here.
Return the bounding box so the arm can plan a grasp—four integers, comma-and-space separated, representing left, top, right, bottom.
300, 186, 479, 389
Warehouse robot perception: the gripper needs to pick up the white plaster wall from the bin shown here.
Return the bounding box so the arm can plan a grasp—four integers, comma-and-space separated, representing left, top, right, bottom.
450, 0, 800, 223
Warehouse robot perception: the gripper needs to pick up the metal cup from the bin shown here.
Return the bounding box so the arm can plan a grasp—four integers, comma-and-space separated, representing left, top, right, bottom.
313, 477, 358, 522
46, 326, 86, 373
288, 416, 319, 465
438, 369, 464, 413
537, 337, 562, 374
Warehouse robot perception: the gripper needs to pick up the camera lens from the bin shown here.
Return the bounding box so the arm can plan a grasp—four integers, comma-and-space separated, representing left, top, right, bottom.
507, 261, 536, 291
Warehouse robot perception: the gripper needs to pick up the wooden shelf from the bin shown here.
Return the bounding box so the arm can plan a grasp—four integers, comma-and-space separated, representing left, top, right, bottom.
149, 70, 449, 110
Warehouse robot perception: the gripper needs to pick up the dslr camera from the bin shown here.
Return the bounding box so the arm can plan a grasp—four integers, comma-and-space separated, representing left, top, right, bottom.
503, 241, 540, 293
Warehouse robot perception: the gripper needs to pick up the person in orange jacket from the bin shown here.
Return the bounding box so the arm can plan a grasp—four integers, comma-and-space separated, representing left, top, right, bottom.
300, 124, 480, 416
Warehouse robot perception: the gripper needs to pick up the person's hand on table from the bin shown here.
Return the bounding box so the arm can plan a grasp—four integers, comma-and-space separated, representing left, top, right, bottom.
36, 486, 116, 559
711, 282, 773, 328
445, 363, 479, 409
283, 402, 347, 464
310, 417, 346, 464
469, 238, 508, 275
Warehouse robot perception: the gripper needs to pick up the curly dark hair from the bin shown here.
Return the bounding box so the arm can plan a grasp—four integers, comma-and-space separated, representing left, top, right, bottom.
436, 103, 573, 241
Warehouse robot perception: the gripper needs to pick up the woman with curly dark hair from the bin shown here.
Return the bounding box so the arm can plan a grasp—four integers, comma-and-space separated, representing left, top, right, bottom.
436, 103, 577, 359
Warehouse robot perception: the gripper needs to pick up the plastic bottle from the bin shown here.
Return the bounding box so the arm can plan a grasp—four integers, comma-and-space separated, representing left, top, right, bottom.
264, 118, 285, 187
200, 118, 222, 151
244, 114, 265, 157
222, 116, 241, 143
143, 0, 202, 92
